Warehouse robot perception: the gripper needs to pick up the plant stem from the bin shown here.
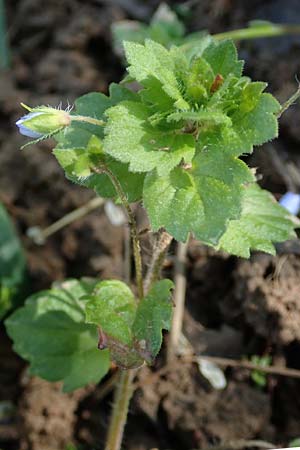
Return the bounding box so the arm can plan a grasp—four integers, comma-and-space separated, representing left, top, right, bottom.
104, 369, 135, 450
104, 229, 172, 448
99, 160, 145, 450
181, 22, 300, 54
184, 355, 300, 380
167, 239, 189, 362
27, 196, 105, 244
144, 230, 173, 294
93, 165, 144, 300
214, 23, 300, 41
71, 115, 105, 127
277, 84, 300, 118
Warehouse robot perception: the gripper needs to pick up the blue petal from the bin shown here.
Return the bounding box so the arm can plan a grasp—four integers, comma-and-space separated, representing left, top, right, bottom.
16, 112, 44, 138
16, 124, 44, 138
279, 191, 300, 216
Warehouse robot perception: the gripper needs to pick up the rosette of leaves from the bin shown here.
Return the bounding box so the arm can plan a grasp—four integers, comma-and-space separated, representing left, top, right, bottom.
104, 38, 295, 248
53, 37, 297, 255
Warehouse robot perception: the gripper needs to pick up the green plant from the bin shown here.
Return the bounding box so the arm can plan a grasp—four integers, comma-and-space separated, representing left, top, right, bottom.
0, 202, 26, 319
6, 31, 299, 450
112, 2, 205, 54
250, 355, 272, 388
112, 3, 300, 53
289, 438, 300, 447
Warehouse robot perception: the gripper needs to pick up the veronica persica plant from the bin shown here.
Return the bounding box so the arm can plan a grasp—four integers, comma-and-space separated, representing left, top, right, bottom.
16, 104, 72, 138
6, 36, 299, 450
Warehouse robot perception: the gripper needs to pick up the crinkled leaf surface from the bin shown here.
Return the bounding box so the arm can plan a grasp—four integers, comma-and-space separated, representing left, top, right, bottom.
202, 40, 243, 78
85, 279, 173, 368
143, 142, 254, 244
124, 39, 189, 109
103, 39, 279, 182
132, 279, 173, 363
224, 87, 280, 155
54, 135, 144, 203
219, 184, 299, 257
5, 279, 110, 392
104, 101, 195, 174
86, 280, 136, 346
85, 280, 143, 369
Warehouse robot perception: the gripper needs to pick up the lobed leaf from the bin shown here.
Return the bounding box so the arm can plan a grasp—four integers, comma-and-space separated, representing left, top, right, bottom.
54, 86, 144, 202
85, 279, 174, 369
202, 40, 244, 78
143, 141, 254, 244
133, 279, 174, 363
104, 101, 195, 174
54, 135, 144, 203
103, 38, 280, 182
86, 280, 136, 346
123, 39, 189, 109
219, 184, 299, 257
5, 279, 110, 392
85, 280, 143, 369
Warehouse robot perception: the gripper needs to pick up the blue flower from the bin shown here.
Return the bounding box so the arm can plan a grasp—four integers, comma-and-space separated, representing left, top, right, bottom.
15, 105, 71, 142
16, 112, 44, 138
279, 191, 300, 216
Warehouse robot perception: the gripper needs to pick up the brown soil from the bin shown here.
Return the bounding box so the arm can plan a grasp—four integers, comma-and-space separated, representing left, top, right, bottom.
1, 1, 300, 449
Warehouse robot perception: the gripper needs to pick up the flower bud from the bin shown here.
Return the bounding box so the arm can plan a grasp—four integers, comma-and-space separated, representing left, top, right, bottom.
16, 105, 71, 139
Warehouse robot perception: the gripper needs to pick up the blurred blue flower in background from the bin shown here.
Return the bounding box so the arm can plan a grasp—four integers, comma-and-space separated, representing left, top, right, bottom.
279, 191, 300, 215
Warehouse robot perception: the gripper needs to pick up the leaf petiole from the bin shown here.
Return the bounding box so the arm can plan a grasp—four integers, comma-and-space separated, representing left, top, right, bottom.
71, 115, 106, 127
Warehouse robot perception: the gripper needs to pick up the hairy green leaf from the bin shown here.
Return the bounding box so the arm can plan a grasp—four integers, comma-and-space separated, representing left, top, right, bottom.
85, 279, 174, 368
124, 39, 189, 109
86, 280, 136, 346
144, 143, 254, 244
133, 279, 173, 363
54, 87, 144, 202
228, 89, 280, 154
219, 184, 299, 257
202, 40, 244, 78
54, 135, 144, 203
5, 279, 110, 392
85, 280, 143, 369
104, 39, 279, 181
104, 101, 195, 174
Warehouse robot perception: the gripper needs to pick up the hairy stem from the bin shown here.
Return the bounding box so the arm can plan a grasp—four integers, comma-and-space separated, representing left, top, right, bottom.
92, 165, 144, 300
71, 115, 105, 127
104, 370, 135, 450
277, 84, 300, 118
181, 22, 300, 54
96, 164, 144, 450
214, 23, 300, 41
27, 196, 105, 245
167, 239, 189, 362
144, 230, 173, 294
